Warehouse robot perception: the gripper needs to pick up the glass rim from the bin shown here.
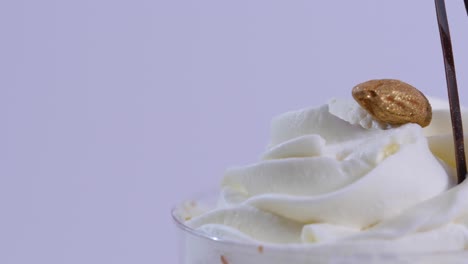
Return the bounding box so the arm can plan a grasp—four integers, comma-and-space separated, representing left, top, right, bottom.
171, 205, 257, 249
171, 197, 468, 257
170, 203, 343, 252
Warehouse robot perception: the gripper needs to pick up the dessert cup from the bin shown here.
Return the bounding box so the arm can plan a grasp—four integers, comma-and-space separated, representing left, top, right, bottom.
172, 191, 468, 264
171, 96, 468, 264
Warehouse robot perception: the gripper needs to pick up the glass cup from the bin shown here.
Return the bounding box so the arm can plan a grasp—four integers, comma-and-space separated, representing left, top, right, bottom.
172, 191, 468, 264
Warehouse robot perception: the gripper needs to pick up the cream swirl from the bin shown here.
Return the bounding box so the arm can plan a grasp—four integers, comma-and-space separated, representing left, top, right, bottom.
186, 98, 468, 253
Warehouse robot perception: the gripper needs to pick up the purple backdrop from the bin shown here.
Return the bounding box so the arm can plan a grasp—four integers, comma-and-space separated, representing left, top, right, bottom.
1, 0, 468, 263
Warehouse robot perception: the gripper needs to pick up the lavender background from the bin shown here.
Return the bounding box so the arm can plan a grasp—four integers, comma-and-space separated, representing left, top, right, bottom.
1, 1, 468, 263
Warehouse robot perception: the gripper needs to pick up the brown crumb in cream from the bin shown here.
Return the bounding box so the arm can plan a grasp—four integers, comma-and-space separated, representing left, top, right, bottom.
257, 245, 264, 253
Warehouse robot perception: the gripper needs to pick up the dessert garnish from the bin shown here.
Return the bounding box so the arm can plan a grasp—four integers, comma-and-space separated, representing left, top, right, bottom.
464, 0, 468, 16
435, 0, 466, 183
352, 79, 432, 127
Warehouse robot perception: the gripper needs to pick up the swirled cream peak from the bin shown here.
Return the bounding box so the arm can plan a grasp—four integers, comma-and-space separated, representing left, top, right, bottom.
184, 97, 468, 253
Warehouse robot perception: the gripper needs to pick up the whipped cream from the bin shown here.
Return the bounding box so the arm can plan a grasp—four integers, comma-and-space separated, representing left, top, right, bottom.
183, 97, 468, 254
